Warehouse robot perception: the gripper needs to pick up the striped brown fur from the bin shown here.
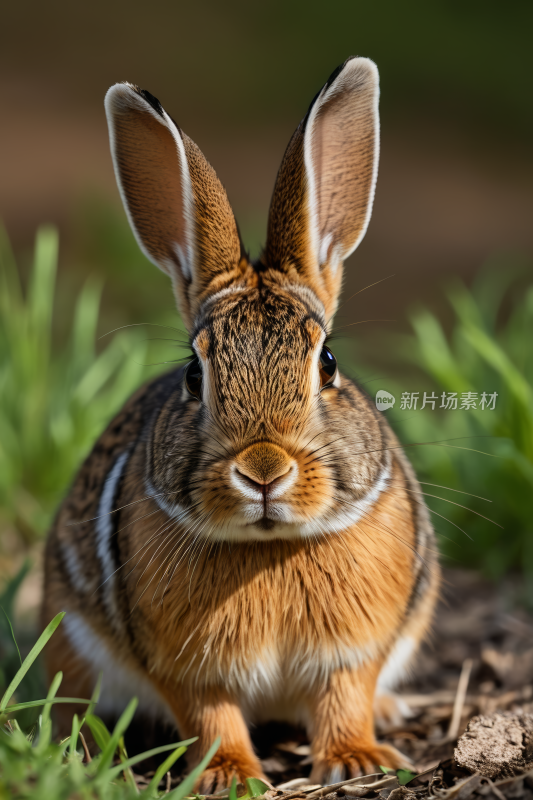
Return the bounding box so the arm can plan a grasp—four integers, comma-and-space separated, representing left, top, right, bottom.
42, 57, 439, 791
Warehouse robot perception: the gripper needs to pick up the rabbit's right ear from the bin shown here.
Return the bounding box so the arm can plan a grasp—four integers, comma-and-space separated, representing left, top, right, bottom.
264, 57, 380, 323
105, 83, 243, 330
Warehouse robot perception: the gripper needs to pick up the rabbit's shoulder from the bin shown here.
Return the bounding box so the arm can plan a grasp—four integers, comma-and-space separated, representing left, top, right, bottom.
43, 367, 183, 637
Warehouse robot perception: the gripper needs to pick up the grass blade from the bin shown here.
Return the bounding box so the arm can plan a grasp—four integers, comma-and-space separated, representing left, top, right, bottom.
34, 671, 63, 752
28, 225, 58, 348
69, 713, 81, 756
245, 778, 272, 797
141, 745, 187, 797
1, 606, 22, 666
0, 560, 31, 616
107, 739, 197, 783
86, 713, 112, 752
86, 672, 102, 719
4, 697, 92, 713
41, 670, 62, 730
72, 277, 103, 370
95, 697, 138, 775
118, 735, 140, 794
167, 737, 221, 800
0, 611, 64, 712
398, 769, 418, 786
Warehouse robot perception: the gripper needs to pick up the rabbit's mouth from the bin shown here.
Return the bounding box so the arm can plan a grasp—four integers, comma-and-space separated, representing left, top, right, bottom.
253, 517, 276, 532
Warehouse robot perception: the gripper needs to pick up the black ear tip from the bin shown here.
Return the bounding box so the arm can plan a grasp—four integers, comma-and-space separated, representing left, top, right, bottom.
323, 61, 347, 92
305, 56, 357, 118
132, 86, 165, 118
305, 56, 375, 119
324, 56, 369, 90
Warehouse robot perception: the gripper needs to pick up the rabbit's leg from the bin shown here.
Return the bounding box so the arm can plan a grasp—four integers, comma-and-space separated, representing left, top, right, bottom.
163, 685, 267, 793
308, 660, 411, 782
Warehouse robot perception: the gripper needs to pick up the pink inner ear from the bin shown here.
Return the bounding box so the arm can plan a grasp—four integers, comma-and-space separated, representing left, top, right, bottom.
112, 104, 191, 277
309, 85, 377, 267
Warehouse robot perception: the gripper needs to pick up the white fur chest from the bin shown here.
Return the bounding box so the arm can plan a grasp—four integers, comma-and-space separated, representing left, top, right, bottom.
222, 637, 380, 724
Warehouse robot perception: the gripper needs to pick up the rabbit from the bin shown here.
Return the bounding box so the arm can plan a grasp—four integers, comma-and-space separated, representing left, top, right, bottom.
42, 56, 440, 791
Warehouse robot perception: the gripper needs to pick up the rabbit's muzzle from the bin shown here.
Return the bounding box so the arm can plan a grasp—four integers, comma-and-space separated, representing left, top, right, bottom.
231, 442, 297, 507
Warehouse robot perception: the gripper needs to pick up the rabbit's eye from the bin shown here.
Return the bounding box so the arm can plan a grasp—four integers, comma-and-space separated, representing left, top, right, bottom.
319, 346, 337, 389
185, 357, 203, 399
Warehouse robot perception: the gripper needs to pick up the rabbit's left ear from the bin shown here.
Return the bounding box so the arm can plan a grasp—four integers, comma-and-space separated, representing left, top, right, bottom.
105, 83, 244, 330
264, 57, 380, 321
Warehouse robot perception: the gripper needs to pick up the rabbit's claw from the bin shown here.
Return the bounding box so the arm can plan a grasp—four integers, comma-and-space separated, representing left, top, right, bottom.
311, 742, 411, 784
194, 756, 267, 795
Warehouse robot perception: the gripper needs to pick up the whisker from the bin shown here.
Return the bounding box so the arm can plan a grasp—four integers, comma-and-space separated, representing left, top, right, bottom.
321, 478, 487, 537
67, 489, 181, 526
419, 492, 502, 528
418, 482, 491, 502
352, 437, 498, 459
99, 322, 189, 340
326, 274, 396, 327
332, 318, 395, 333
324, 473, 498, 526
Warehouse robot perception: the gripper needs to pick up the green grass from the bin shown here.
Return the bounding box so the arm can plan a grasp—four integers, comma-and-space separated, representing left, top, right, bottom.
0, 577, 275, 799
0, 608, 228, 799
347, 263, 533, 594
0, 224, 185, 546
0, 605, 274, 799
0, 617, 272, 799
0, 562, 45, 731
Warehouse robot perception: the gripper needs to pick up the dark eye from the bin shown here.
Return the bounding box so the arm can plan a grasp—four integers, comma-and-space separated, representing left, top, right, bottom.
185, 357, 203, 399
319, 346, 337, 389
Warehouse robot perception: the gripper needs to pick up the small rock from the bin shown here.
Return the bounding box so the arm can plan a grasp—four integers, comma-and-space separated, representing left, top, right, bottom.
454, 712, 533, 779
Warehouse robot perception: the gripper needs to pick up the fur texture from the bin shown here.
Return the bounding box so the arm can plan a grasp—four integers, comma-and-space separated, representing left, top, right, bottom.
42, 57, 440, 792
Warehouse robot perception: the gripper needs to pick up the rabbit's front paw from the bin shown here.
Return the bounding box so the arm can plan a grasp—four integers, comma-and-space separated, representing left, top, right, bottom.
194, 756, 267, 794
310, 742, 411, 784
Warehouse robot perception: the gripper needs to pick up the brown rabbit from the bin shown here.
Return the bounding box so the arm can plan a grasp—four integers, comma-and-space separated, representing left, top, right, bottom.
42, 56, 439, 791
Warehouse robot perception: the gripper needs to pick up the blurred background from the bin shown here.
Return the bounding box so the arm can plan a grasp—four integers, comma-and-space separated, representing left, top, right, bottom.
1, 0, 533, 686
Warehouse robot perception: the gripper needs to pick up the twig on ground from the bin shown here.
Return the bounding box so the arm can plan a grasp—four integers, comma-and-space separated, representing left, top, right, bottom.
484, 779, 507, 800
447, 658, 473, 741
305, 774, 398, 799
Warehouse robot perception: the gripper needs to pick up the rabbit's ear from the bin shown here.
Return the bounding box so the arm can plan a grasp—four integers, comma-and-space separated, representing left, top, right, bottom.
105, 83, 243, 330
264, 57, 379, 321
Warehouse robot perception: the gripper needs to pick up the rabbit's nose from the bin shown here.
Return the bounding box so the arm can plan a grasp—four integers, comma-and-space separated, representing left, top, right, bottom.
232, 442, 296, 496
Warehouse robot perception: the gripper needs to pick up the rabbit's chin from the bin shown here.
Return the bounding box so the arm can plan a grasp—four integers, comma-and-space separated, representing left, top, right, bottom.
146, 463, 390, 543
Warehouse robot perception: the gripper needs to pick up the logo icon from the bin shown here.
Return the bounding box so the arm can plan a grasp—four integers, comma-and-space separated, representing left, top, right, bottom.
375, 390, 396, 411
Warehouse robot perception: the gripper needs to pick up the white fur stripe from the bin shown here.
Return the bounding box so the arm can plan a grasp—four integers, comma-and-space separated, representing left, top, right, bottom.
377, 635, 416, 691
62, 612, 171, 720
295, 460, 391, 537
145, 477, 188, 523
60, 539, 92, 594
95, 450, 130, 621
